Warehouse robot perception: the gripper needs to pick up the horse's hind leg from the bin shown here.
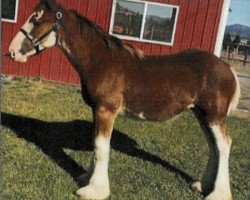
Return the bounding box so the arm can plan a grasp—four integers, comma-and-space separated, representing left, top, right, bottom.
192, 108, 232, 200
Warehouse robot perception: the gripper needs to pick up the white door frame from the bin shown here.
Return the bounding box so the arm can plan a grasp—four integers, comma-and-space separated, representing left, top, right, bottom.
214, 0, 231, 57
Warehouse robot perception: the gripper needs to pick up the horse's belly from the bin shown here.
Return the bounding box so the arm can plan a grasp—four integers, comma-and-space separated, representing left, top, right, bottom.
122, 100, 192, 121
123, 80, 196, 121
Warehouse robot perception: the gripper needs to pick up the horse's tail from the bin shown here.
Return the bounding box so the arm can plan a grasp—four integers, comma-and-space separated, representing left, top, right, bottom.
227, 67, 241, 115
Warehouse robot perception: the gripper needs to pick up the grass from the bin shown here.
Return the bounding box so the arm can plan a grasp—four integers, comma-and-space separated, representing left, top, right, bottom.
1, 78, 249, 200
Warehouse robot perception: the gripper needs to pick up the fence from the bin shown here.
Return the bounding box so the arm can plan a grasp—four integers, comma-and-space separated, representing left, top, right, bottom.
221, 43, 250, 66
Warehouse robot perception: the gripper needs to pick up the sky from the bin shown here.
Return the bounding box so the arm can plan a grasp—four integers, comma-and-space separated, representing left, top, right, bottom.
146, 4, 173, 18
227, 0, 250, 26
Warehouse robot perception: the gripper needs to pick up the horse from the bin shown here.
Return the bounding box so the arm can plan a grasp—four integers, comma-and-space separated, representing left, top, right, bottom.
8, 0, 240, 199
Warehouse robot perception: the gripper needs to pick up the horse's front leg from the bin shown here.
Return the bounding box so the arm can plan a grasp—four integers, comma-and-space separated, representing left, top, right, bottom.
77, 106, 117, 200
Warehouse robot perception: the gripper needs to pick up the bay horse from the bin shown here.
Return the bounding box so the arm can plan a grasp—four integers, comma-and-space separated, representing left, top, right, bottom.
9, 0, 240, 199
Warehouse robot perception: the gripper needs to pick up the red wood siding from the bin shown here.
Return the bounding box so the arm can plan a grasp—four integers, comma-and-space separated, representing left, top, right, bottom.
2, 0, 224, 85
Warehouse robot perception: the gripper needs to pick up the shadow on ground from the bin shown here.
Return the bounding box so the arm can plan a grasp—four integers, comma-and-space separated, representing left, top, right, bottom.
1, 112, 195, 187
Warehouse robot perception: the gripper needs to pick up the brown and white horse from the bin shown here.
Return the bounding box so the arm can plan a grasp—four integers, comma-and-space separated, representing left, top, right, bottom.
9, 0, 240, 199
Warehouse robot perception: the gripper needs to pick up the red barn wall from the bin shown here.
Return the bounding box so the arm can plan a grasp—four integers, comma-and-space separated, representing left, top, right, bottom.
2, 0, 224, 85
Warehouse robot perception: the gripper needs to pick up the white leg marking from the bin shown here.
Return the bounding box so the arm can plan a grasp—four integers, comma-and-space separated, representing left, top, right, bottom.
205, 124, 232, 200
192, 181, 202, 192
90, 136, 110, 185
138, 112, 146, 119
77, 136, 111, 200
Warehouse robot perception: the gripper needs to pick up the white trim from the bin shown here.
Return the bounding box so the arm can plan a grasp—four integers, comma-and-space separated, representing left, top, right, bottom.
2, 0, 19, 23
140, 3, 148, 40
214, 0, 231, 57
109, 0, 117, 35
109, 0, 179, 46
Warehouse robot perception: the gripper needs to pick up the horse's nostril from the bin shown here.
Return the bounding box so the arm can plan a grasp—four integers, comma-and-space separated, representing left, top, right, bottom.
20, 45, 32, 55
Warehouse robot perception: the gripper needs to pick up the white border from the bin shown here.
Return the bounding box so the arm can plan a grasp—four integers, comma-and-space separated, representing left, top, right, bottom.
140, 2, 148, 40
109, 0, 179, 46
2, 0, 19, 23
214, 0, 231, 57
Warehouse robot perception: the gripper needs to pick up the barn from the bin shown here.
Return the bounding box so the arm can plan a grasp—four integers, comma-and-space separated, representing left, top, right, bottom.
2, 0, 231, 85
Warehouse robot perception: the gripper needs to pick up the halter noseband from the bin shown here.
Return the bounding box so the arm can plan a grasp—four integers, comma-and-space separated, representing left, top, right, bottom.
20, 11, 63, 55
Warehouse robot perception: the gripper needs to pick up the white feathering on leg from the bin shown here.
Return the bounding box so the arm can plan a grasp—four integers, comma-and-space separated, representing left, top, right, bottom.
77, 136, 111, 200
205, 124, 232, 200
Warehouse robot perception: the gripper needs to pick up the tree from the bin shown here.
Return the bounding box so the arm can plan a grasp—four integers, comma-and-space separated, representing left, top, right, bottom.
232, 34, 241, 48
223, 33, 232, 50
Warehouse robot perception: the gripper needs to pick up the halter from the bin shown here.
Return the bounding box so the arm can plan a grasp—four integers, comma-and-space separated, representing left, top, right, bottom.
20, 11, 63, 55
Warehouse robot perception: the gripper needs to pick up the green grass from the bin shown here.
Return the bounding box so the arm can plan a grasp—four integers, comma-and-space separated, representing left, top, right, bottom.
1, 78, 249, 200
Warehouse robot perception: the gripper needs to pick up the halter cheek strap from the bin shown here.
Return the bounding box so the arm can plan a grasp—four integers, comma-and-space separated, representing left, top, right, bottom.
20, 29, 41, 54
20, 11, 63, 55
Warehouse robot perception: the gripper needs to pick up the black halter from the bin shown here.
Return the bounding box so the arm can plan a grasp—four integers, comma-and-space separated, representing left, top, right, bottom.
20, 11, 63, 55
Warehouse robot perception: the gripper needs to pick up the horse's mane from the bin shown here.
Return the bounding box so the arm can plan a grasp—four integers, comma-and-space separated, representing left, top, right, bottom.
70, 10, 144, 59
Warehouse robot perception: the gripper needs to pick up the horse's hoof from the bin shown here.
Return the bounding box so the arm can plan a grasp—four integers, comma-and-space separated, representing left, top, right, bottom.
191, 181, 202, 193
76, 184, 110, 200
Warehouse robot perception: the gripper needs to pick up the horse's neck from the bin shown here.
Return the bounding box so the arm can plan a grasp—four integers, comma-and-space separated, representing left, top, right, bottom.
58, 11, 118, 77
56, 12, 140, 79
58, 20, 95, 75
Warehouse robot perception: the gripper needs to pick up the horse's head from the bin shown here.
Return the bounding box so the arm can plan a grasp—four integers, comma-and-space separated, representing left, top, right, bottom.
9, 0, 63, 62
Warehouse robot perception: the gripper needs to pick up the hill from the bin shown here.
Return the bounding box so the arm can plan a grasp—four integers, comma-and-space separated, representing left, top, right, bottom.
225, 24, 250, 39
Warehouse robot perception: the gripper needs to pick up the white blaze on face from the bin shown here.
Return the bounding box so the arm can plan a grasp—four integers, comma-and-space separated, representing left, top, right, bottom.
9, 10, 57, 62
9, 12, 36, 62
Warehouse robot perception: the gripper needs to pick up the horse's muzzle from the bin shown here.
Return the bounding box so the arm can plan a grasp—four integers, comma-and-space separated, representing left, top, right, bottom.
8, 48, 28, 62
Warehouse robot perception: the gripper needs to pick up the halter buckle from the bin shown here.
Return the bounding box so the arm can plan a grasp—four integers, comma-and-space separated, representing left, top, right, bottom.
33, 38, 39, 47
56, 12, 63, 20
